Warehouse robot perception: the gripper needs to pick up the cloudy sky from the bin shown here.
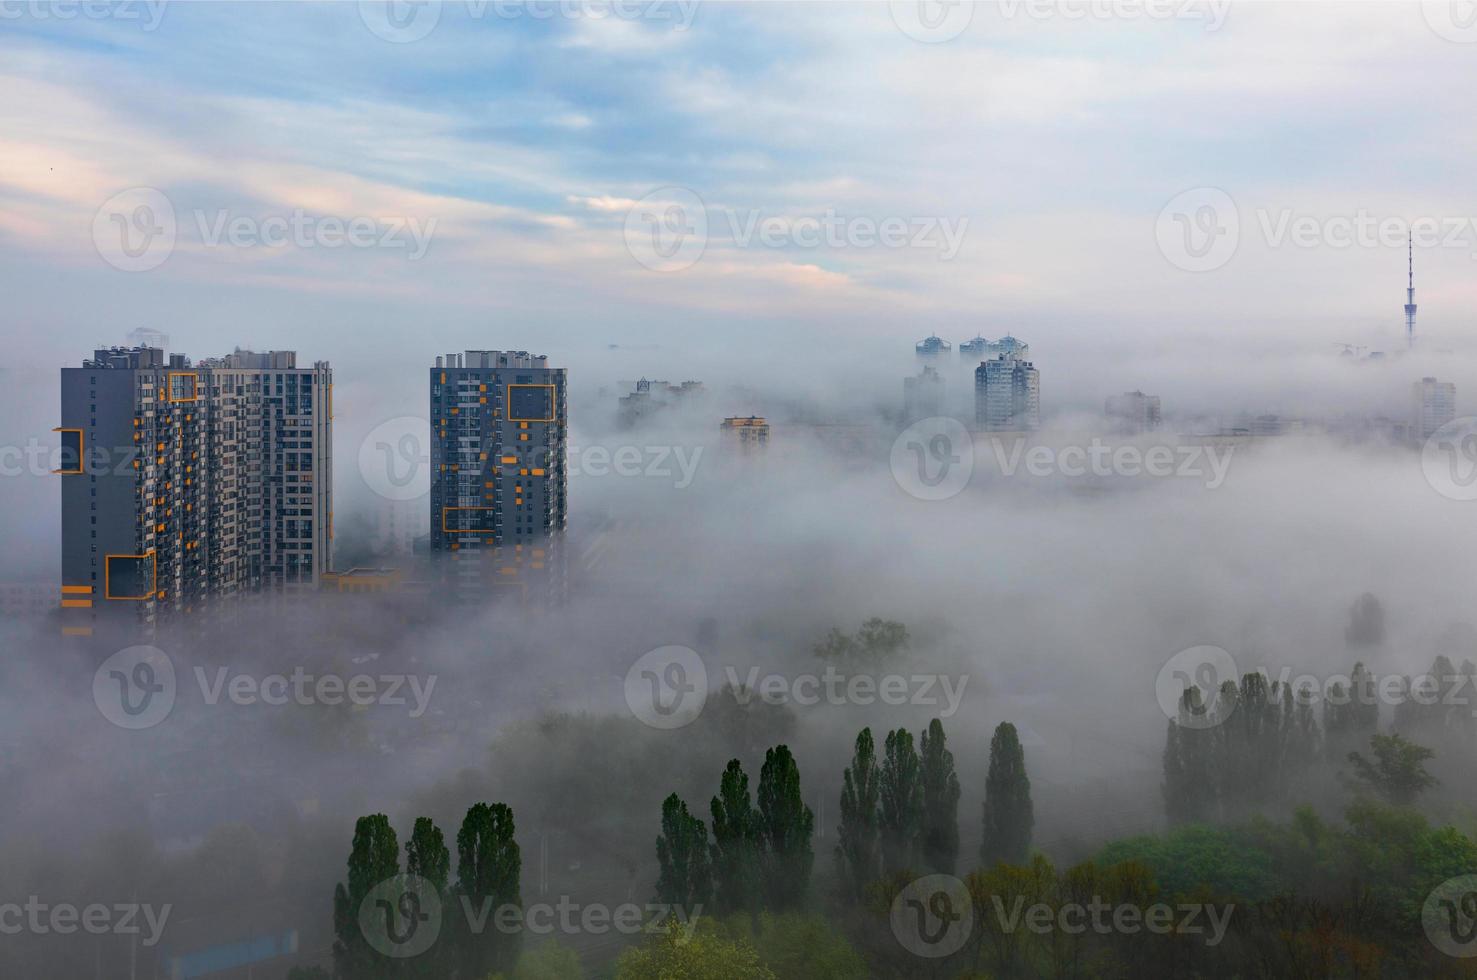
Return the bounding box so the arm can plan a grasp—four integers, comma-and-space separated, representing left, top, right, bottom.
5, 1, 1477, 362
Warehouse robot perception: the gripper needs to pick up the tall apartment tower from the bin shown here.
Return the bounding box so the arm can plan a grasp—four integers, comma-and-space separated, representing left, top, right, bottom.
429, 351, 567, 603
1106, 390, 1162, 433
720, 416, 770, 457
903, 366, 945, 422
59, 346, 332, 632
975, 354, 1040, 432
1413, 376, 1456, 440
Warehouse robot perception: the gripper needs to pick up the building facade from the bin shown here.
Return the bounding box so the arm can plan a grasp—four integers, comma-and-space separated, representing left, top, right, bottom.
915, 335, 951, 359
59, 346, 332, 631
903, 366, 945, 422
961, 335, 1030, 360
429, 351, 568, 602
975, 354, 1040, 431
720, 416, 770, 456
1413, 376, 1456, 440
1105, 390, 1162, 433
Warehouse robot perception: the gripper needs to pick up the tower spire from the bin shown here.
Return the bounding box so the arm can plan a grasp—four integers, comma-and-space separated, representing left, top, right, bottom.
1405, 233, 1418, 350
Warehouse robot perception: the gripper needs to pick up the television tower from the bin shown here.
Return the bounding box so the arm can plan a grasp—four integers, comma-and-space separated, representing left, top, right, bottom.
1404, 234, 1417, 350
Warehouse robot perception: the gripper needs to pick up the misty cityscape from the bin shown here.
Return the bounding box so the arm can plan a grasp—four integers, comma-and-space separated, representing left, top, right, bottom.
6, 2, 1477, 979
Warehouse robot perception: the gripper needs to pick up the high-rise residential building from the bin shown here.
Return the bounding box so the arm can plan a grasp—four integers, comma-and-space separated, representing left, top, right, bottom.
59, 346, 332, 632
720, 416, 770, 456
903, 366, 946, 422
1106, 390, 1162, 433
915, 334, 951, 359
975, 354, 1040, 431
1413, 376, 1456, 440
429, 351, 567, 602
960, 334, 1029, 360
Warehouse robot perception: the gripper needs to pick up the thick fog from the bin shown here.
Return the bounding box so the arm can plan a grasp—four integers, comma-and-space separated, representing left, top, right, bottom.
3, 333, 1475, 973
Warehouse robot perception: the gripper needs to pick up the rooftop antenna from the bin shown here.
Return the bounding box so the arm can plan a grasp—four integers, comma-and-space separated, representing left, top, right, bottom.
1405, 233, 1417, 350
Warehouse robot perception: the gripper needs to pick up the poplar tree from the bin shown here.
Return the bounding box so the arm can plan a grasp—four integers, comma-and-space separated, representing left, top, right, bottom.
757, 745, 815, 909
711, 760, 762, 916
332, 814, 399, 980
656, 793, 714, 909
919, 719, 961, 874
981, 723, 1034, 867
878, 728, 922, 874
835, 728, 881, 900
456, 802, 522, 977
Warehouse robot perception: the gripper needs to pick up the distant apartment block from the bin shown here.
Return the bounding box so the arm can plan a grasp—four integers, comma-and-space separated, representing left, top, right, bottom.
915, 334, 951, 360
1106, 390, 1162, 433
975, 354, 1040, 431
961, 334, 1029, 361
903, 366, 945, 422
429, 351, 567, 602
1413, 376, 1456, 440
720, 416, 770, 456
617, 377, 704, 429
59, 346, 332, 631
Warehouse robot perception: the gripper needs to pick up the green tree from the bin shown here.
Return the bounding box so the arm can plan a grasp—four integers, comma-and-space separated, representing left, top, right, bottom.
456, 802, 522, 978
1346, 732, 1439, 805
616, 923, 776, 980
406, 817, 450, 891
981, 722, 1034, 866
510, 940, 585, 979
812, 619, 909, 669
656, 793, 714, 909
332, 813, 399, 980
757, 745, 815, 910
719, 912, 869, 979
711, 759, 762, 917
403, 816, 451, 978
835, 728, 881, 901
878, 728, 922, 874
919, 719, 961, 874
